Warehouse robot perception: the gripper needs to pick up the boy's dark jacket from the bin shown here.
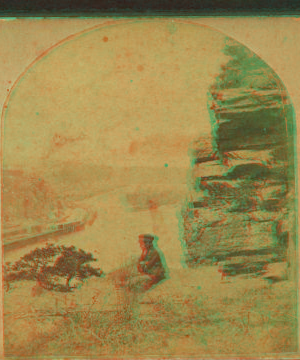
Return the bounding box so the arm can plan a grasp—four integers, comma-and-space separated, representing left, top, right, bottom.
138, 247, 165, 280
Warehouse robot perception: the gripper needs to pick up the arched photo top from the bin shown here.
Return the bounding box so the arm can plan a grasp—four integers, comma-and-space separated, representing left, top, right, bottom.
2, 19, 295, 185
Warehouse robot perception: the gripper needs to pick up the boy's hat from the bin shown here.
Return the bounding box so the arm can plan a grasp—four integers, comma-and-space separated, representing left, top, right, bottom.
139, 234, 155, 242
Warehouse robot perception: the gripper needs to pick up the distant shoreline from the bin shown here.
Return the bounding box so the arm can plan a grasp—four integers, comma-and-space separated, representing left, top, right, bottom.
4, 208, 89, 251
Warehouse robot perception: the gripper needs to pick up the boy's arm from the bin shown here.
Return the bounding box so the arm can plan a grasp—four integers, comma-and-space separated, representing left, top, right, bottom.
144, 250, 162, 269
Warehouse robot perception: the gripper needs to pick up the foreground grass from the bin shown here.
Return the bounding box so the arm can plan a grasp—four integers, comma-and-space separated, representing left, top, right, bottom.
4, 264, 298, 357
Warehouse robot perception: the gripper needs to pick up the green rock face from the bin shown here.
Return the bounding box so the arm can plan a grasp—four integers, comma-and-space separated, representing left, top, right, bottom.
184, 37, 296, 279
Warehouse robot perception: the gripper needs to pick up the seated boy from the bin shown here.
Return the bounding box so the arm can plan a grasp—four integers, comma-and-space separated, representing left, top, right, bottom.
137, 234, 166, 285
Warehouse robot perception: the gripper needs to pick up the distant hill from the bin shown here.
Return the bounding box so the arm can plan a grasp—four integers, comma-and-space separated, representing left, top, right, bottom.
44, 163, 188, 202
3, 170, 65, 227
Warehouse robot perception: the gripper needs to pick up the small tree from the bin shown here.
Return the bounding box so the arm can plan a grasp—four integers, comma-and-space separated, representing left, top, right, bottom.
5, 244, 103, 291
46, 245, 103, 288
10, 243, 60, 285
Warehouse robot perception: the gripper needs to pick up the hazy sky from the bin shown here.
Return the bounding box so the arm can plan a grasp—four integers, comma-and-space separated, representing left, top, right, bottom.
3, 20, 228, 172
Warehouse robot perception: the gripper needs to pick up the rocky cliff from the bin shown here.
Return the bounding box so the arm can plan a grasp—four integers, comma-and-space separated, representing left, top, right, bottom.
183, 39, 296, 280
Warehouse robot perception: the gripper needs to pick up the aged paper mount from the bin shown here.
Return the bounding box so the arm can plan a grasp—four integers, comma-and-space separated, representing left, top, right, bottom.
0, 17, 299, 359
